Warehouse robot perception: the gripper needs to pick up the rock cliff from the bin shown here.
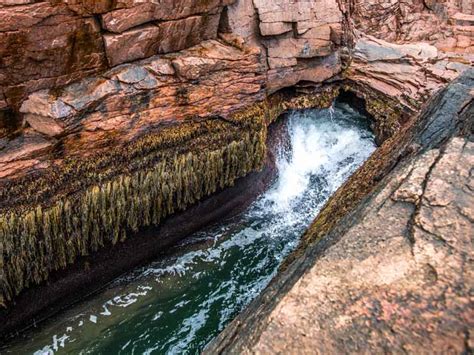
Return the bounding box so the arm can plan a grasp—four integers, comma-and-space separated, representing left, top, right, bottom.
0, 0, 472, 340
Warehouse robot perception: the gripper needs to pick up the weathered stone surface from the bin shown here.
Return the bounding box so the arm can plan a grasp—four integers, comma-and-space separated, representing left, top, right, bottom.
24, 114, 65, 137
0, 1, 473, 337
238, 138, 473, 354
415, 69, 474, 149
271, 138, 469, 353
101, 0, 235, 33
0, 129, 53, 179
219, 0, 344, 90
0, 2, 107, 108
103, 13, 222, 66
347, 35, 472, 111
0, 0, 238, 113
220, 0, 261, 46
267, 52, 342, 92
20, 90, 75, 119
2, 39, 264, 176
351, 0, 474, 54
254, 0, 343, 71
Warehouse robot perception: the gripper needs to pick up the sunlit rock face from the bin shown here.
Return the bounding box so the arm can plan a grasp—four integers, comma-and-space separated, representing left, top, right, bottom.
350, 0, 473, 53
0, 0, 472, 327
221, 0, 345, 91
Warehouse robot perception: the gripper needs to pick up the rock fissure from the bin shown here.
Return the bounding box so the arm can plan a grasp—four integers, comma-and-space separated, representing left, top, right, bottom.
0, 0, 472, 345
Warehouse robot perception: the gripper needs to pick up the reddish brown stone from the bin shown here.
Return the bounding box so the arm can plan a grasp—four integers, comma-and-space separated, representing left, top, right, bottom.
0, 2, 107, 108
101, 0, 235, 33
350, 0, 473, 53
5, 40, 264, 176
103, 13, 222, 66
347, 35, 471, 111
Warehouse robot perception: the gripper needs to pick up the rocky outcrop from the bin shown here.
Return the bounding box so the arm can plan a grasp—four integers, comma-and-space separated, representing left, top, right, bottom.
0, 0, 472, 338
209, 136, 474, 354
0, 0, 235, 119
350, 0, 474, 54
347, 35, 471, 112
0, 1, 107, 111
221, 0, 345, 91
1, 40, 265, 179
0, 0, 351, 315
205, 69, 474, 355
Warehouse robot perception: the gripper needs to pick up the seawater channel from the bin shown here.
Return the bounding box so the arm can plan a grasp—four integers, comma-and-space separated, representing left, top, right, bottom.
2, 101, 376, 354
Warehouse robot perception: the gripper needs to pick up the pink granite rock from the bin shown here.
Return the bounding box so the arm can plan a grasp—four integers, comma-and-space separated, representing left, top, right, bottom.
103, 13, 222, 66
101, 0, 235, 33
350, 0, 473, 54
0, 2, 107, 108
347, 35, 472, 111
11, 40, 264, 165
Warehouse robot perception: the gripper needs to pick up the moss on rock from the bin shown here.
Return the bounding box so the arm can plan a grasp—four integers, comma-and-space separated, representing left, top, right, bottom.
0, 87, 342, 307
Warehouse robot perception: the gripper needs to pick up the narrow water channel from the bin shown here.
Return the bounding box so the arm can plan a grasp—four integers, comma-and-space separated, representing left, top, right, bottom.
3, 102, 376, 354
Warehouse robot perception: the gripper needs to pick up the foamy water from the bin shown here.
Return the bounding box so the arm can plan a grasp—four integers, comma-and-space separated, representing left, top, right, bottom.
2, 103, 376, 355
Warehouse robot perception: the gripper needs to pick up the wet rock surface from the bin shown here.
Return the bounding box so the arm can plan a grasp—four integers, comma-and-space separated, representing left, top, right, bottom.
211, 137, 473, 354
205, 70, 473, 354
0, 0, 473, 341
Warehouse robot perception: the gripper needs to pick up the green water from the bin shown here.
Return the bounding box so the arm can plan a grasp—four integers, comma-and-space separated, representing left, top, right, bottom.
2, 103, 376, 354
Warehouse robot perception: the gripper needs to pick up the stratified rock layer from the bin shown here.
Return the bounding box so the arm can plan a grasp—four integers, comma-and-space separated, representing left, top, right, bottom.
0, 0, 472, 340
1, 40, 265, 179
350, 0, 474, 54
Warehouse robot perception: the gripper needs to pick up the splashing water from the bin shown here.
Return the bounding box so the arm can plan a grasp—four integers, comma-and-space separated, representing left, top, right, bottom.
328, 102, 335, 121
2, 103, 376, 355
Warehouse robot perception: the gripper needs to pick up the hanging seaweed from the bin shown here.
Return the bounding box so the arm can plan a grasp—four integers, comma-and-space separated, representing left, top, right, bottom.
0, 87, 347, 307
0, 127, 266, 304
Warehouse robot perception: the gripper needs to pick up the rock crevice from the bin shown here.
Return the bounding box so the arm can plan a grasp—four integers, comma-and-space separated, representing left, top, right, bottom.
0, 0, 472, 339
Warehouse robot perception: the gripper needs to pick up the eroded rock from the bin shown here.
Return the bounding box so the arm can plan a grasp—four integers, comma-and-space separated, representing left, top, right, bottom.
350, 0, 474, 54
103, 13, 222, 66
347, 35, 472, 111
12, 39, 265, 167
101, 0, 235, 33
0, 2, 107, 107
0, 0, 473, 340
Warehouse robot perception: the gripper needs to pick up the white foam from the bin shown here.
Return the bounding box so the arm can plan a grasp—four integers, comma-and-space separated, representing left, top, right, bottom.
19, 104, 376, 355
264, 109, 374, 214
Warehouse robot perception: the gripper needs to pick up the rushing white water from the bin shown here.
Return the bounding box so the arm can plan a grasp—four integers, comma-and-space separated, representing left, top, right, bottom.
2, 103, 376, 355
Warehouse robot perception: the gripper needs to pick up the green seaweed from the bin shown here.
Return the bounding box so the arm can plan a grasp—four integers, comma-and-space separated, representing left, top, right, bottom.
0, 86, 351, 306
